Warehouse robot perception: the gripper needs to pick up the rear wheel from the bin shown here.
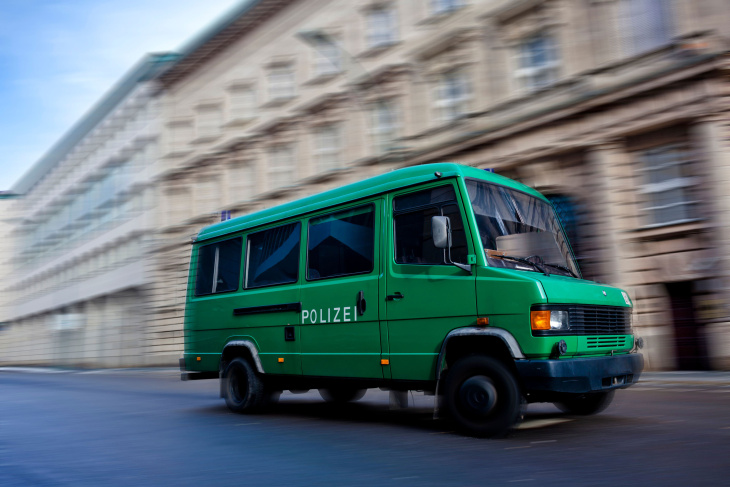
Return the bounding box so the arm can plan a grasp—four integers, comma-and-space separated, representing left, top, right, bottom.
222, 357, 266, 413
444, 356, 522, 437
318, 388, 367, 403
554, 390, 615, 415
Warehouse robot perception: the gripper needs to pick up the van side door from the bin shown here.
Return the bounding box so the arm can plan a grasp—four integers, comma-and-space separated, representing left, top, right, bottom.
233, 221, 303, 375
384, 181, 477, 381
299, 201, 383, 379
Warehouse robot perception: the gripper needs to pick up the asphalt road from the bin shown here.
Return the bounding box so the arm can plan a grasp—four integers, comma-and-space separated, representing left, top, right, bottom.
1, 369, 729, 486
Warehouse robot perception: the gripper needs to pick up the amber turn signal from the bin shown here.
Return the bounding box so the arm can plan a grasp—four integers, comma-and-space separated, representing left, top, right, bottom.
278, 358, 284, 363
476, 317, 489, 326
531, 310, 551, 330
381, 359, 390, 365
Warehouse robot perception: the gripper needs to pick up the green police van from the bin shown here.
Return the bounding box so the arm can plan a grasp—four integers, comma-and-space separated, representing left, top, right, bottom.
181, 163, 643, 436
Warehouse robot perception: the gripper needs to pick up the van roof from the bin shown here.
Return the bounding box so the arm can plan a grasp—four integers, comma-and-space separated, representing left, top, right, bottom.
196, 163, 546, 242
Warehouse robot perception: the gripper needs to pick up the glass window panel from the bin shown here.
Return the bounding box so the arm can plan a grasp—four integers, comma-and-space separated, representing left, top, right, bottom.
393, 185, 456, 212
394, 186, 468, 265
307, 205, 375, 280
246, 222, 301, 288
195, 238, 243, 296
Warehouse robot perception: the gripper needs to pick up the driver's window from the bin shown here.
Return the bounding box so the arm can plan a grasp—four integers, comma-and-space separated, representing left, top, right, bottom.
393, 185, 468, 265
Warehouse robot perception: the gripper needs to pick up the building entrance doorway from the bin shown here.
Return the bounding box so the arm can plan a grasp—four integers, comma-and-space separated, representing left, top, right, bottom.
666, 281, 710, 370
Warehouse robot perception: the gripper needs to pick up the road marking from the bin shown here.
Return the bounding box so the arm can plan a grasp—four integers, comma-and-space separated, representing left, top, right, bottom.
235, 422, 261, 426
504, 446, 531, 450
530, 440, 557, 444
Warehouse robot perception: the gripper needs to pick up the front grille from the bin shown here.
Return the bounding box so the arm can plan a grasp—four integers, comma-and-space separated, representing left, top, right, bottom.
586, 336, 627, 348
569, 305, 632, 336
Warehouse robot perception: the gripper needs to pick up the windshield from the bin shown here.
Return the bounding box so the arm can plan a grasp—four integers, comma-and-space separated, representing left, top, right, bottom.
466, 179, 579, 278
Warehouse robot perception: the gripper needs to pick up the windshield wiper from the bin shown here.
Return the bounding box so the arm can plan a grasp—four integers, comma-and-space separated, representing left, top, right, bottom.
488, 251, 549, 276
543, 262, 578, 278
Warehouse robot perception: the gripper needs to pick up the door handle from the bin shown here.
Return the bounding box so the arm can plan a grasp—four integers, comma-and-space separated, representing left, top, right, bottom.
357, 290, 367, 316
386, 292, 404, 301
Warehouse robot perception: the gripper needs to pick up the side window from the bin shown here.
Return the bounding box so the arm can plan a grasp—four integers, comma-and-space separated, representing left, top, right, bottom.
393, 185, 468, 265
245, 222, 301, 288
195, 238, 243, 296
308, 205, 375, 280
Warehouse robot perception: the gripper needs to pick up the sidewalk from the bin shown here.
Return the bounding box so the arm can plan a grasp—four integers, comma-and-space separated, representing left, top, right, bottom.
639, 371, 730, 386
3, 366, 730, 385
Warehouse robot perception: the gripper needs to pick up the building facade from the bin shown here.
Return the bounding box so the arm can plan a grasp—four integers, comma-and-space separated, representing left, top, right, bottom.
0, 54, 177, 367
3, 0, 730, 370
153, 0, 730, 371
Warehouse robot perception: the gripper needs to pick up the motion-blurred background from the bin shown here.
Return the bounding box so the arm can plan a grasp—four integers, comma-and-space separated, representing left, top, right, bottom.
1, 0, 729, 371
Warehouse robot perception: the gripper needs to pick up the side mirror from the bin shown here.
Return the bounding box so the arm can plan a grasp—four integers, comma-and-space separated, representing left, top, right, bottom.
432, 216, 451, 249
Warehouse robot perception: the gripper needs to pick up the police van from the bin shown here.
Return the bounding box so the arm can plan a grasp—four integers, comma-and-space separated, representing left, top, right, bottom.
181, 163, 643, 436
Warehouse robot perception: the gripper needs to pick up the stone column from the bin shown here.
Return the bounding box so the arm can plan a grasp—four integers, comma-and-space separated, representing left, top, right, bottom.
692, 116, 730, 369
586, 140, 641, 289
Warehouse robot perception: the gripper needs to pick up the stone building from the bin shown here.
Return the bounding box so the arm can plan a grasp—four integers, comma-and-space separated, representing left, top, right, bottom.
0, 54, 177, 367
152, 0, 730, 371
3, 0, 729, 370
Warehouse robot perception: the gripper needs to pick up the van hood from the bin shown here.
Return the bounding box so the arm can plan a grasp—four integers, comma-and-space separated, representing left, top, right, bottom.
536, 275, 631, 308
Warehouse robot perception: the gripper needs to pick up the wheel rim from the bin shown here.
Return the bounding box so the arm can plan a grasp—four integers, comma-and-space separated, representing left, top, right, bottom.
459, 375, 497, 417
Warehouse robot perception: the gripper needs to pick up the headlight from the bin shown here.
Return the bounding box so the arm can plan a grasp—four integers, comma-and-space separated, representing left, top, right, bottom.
531, 309, 569, 331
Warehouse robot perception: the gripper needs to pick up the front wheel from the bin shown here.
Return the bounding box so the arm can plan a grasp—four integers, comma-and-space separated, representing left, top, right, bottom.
222, 357, 266, 413
554, 390, 615, 415
444, 356, 522, 437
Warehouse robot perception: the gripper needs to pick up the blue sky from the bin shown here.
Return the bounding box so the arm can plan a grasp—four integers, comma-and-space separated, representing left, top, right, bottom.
0, 0, 244, 190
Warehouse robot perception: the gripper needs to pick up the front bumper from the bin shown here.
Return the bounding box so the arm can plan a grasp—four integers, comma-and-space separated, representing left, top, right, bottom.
515, 353, 643, 394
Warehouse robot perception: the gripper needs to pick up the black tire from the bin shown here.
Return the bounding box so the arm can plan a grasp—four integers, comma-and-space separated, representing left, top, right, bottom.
554, 390, 615, 415
444, 356, 522, 437
222, 357, 266, 413
318, 388, 367, 403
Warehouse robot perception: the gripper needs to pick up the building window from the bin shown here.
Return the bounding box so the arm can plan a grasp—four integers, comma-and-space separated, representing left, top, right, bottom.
431, 0, 464, 15
366, 6, 397, 49
196, 106, 222, 139
312, 38, 342, 77
313, 124, 342, 172
268, 65, 296, 101
514, 33, 560, 92
230, 160, 255, 201
228, 86, 257, 121
434, 69, 471, 122
197, 178, 221, 214
370, 99, 399, 155
621, 0, 674, 56
268, 144, 296, 189
639, 144, 697, 227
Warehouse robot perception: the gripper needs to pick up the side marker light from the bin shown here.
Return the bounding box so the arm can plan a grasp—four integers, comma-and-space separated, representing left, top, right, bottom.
476, 317, 489, 326
196, 357, 201, 362
381, 359, 390, 365
278, 358, 285, 363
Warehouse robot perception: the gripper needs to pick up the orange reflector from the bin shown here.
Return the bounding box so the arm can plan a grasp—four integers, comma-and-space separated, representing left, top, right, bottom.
531, 310, 551, 330
381, 359, 390, 365
278, 358, 284, 363
476, 317, 489, 326
196, 357, 201, 361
